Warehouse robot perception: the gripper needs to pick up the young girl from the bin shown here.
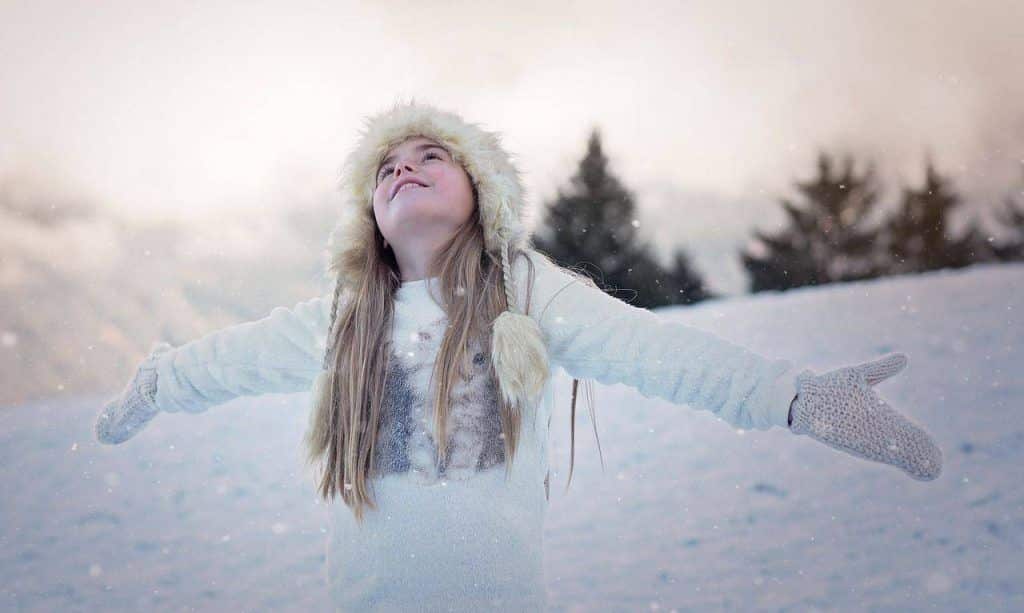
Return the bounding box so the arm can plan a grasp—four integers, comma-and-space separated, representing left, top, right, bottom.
95, 100, 943, 611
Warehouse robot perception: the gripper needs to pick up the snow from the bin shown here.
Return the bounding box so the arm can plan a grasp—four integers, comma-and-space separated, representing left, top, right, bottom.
2, 261, 1022, 611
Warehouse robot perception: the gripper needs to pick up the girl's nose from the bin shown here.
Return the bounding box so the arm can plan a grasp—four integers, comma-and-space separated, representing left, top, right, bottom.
394, 159, 417, 177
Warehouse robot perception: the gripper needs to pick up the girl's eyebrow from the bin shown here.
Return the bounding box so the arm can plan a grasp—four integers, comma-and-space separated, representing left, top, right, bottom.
379, 143, 447, 169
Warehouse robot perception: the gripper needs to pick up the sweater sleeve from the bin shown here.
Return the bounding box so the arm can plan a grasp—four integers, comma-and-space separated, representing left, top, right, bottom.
152, 292, 334, 414
516, 250, 801, 431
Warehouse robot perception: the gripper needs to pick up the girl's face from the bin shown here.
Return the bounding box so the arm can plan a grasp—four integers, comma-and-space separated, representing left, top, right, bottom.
372, 136, 476, 263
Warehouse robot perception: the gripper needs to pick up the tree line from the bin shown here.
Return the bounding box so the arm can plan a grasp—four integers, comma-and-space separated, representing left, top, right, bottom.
533, 128, 1024, 307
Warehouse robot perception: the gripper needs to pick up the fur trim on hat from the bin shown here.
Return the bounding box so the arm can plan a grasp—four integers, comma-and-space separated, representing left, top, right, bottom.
327, 99, 530, 291
320, 99, 550, 413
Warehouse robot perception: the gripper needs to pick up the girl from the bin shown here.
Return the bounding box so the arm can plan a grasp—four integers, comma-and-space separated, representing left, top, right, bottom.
95, 100, 942, 612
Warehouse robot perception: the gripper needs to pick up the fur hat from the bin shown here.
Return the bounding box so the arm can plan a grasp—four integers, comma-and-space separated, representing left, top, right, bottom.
311, 100, 551, 417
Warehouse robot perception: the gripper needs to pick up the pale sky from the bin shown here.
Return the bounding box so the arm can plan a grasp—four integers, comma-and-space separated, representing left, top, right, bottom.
2, 0, 1023, 292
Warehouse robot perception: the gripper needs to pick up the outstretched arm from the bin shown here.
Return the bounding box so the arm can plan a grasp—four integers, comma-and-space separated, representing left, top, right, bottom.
95, 292, 335, 444
514, 250, 943, 480
515, 250, 801, 431
152, 292, 334, 414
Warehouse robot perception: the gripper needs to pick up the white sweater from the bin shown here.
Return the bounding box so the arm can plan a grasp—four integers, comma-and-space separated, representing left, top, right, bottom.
151, 249, 802, 611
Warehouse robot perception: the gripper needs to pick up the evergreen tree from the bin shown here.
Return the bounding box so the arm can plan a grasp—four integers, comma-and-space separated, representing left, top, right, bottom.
882, 158, 992, 274
664, 248, 714, 304
739, 151, 887, 292
532, 128, 710, 308
990, 172, 1024, 261
624, 244, 715, 306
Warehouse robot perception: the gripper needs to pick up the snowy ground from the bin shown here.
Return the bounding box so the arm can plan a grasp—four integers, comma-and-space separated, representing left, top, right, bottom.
2, 261, 1022, 612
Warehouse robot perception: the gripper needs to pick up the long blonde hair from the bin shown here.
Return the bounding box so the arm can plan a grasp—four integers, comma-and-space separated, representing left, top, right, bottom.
303, 194, 602, 523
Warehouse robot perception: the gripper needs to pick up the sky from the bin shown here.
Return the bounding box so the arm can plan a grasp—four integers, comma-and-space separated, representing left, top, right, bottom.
2, 0, 1023, 292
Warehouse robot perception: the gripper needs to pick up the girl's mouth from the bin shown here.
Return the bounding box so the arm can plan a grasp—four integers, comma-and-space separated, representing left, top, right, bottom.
392, 183, 427, 201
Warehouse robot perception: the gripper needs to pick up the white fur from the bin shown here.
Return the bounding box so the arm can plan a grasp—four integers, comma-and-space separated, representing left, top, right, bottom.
491, 310, 551, 413
325, 99, 550, 412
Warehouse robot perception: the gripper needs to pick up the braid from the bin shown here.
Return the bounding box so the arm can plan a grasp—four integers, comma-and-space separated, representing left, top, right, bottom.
500, 243, 517, 313
323, 275, 344, 369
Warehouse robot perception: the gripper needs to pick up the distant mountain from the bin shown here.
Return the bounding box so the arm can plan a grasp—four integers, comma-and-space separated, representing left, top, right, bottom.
0, 196, 335, 408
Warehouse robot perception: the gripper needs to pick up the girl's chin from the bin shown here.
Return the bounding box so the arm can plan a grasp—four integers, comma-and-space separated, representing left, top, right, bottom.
390, 198, 443, 214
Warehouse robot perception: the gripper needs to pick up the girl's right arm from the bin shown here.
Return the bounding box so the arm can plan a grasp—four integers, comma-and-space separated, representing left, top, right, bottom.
152, 292, 334, 414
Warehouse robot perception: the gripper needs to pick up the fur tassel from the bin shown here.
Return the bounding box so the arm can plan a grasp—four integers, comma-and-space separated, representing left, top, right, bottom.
491, 310, 551, 412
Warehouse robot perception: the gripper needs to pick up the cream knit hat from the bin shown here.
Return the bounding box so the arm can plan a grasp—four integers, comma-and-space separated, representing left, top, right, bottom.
310, 100, 551, 417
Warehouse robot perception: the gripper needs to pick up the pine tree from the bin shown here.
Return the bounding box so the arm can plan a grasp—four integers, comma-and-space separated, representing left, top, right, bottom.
664, 248, 714, 304
624, 244, 715, 306
882, 158, 992, 274
990, 172, 1024, 261
739, 151, 887, 292
532, 128, 710, 308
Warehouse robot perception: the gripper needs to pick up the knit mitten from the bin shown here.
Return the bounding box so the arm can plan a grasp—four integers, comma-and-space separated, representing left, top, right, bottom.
787, 352, 942, 481
94, 342, 174, 445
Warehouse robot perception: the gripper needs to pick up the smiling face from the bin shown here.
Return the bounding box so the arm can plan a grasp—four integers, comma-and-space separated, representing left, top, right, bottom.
372, 136, 476, 279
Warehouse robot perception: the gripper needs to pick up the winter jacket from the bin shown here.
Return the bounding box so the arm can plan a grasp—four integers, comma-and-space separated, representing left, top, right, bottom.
150, 249, 801, 611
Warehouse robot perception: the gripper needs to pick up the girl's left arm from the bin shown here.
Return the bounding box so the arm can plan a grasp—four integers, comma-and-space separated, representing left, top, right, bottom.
516, 251, 801, 431
512, 251, 943, 480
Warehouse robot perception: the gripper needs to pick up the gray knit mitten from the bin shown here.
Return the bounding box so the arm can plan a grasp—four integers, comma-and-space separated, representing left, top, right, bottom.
94, 342, 174, 445
787, 352, 942, 481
